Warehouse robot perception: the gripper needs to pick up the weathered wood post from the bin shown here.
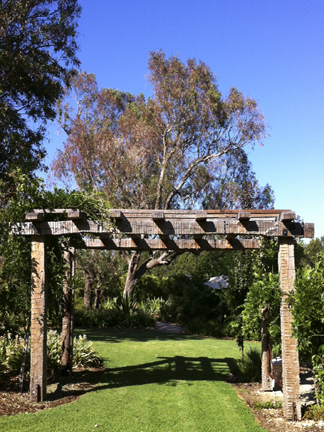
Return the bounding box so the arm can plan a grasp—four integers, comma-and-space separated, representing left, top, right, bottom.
30, 235, 47, 402
279, 237, 301, 420
61, 247, 75, 374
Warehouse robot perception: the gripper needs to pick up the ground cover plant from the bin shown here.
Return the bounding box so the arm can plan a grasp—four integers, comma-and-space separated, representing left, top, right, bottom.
0, 328, 265, 432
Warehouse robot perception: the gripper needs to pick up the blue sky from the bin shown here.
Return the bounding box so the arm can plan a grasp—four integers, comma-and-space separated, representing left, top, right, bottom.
45, 0, 324, 239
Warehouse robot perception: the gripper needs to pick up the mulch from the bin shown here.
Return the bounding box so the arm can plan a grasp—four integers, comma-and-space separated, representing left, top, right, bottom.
0, 366, 106, 417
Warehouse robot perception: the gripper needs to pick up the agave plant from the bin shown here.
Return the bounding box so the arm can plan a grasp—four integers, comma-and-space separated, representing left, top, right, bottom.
114, 294, 137, 315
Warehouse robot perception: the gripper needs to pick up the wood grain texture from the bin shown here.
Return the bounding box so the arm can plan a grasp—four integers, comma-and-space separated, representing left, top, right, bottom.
13, 217, 310, 238
30, 236, 47, 402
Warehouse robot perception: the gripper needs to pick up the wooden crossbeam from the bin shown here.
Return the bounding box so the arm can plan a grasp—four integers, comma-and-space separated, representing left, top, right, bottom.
280, 211, 296, 222
26, 209, 85, 221
237, 211, 251, 221
12, 218, 313, 238
109, 210, 123, 220
152, 211, 165, 221
195, 211, 208, 221
66, 210, 85, 220
26, 212, 44, 222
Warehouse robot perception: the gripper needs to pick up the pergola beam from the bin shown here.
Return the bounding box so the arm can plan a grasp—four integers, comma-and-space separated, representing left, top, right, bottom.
13, 219, 313, 238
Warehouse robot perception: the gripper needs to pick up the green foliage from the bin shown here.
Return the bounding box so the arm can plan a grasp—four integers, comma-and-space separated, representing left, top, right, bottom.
0, 0, 81, 186
158, 275, 227, 337
47, 330, 101, 371
303, 237, 324, 267
0, 333, 27, 375
74, 304, 155, 329
0, 330, 101, 376
53, 55, 270, 212
133, 274, 171, 301
139, 297, 165, 316
312, 347, 324, 406
250, 401, 282, 410
242, 270, 281, 343
304, 404, 324, 421
235, 347, 262, 382
72, 334, 101, 368
0, 172, 111, 332
292, 254, 324, 356
114, 293, 138, 315
74, 307, 122, 329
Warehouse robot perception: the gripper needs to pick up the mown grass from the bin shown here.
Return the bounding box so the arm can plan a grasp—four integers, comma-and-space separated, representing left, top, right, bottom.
0, 328, 265, 431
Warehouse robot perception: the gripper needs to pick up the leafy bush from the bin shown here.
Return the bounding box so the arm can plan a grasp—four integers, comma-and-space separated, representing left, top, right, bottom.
235, 347, 261, 382
139, 297, 165, 316
0, 333, 25, 375
72, 334, 101, 367
303, 404, 324, 420
251, 401, 282, 409
114, 294, 137, 315
292, 255, 324, 357
0, 330, 101, 376
134, 275, 171, 301
74, 307, 122, 328
74, 303, 155, 329
47, 329, 62, 373
312, 346, 324, 407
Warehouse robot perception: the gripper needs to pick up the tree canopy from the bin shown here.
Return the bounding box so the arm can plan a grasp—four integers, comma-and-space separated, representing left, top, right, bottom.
0, 0, 81, 189
53, 51, 273, 211
52, 51, 274, 297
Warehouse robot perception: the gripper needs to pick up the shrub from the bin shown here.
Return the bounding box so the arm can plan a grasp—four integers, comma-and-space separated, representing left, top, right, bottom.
251, 401, 282, 409
74, 307, 121, 328
303, 404, 324, 420
235, 347, 261, 382
312, 346, 324, 406
72, 334, 101, 367
139, 297, 165, 316
74, 302, 156, 329
0, 333, 25, 375
0, 330, 101, 376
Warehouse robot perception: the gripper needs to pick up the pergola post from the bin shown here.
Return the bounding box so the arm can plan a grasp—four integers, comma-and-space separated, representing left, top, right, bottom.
30, 235, 47, 402
61, 247, 75, 374
278, 237, 301, 420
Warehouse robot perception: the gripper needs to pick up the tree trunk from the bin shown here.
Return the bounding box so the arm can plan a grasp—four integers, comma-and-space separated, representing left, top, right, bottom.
123, 250, 181, 299
19, 322, 30, 393
94, 286, 103, 309
61, 248, 75, 375
84, 271, 93, 310
261, 307, 273, 391
123, 252, 142, 299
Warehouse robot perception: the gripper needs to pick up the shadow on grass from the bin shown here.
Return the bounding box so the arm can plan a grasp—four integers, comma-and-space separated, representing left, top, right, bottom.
102, 354, 239, 389
75, 327, 203, 343
48, 327, 240, 401
48, 354, 238, 402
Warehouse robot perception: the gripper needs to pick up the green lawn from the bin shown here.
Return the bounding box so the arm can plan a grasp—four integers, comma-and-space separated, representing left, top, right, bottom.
0, 328, 265, 431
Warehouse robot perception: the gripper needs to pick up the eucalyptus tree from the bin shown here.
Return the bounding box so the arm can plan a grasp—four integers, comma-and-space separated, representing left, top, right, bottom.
52, 51, 273, 298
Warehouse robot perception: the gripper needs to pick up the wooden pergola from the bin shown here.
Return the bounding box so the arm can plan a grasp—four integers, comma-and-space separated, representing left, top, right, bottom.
13, 208, 314, 421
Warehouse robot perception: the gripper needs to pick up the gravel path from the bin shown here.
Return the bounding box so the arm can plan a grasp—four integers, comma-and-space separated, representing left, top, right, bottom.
154, 321, 185, 334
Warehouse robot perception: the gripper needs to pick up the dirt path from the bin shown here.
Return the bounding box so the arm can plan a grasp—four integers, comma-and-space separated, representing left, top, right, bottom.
154, 321, 186, 334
